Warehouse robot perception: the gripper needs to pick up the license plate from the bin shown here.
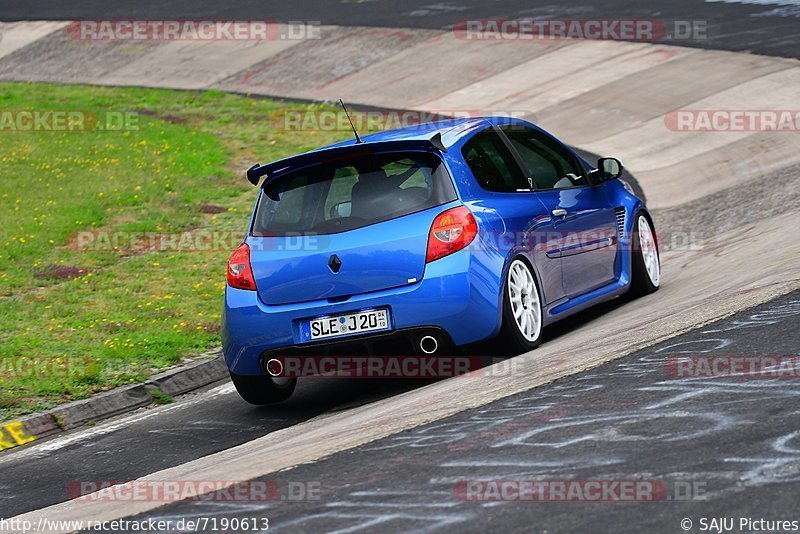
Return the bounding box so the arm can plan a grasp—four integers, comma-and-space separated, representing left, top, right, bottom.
303, 309, 390, 341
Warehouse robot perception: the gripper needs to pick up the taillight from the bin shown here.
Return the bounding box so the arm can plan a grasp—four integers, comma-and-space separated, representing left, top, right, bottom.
426, 206, 478, 263
227, 243, 257, 291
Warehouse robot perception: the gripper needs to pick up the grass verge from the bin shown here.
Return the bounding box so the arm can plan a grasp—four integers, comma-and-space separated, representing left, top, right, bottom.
0, 82, 357, 420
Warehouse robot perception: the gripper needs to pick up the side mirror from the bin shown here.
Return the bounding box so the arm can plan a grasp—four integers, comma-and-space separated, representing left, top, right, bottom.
597, 157, 623, 181
329, 201, 352, 218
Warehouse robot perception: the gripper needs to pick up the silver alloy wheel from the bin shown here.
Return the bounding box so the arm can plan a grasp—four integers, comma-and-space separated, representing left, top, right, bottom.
638, 215, 661, 287
508, 259, 542, 342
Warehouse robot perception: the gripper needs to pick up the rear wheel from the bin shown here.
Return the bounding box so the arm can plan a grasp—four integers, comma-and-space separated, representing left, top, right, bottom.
498, 258, 543, 354
627, 213, 661, 299
229, 372, 297, 405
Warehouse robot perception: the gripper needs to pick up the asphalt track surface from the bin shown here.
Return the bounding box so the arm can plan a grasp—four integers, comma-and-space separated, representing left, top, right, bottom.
0, 296, 634, 519
4, 289, 799, 528
96, 290, 800, 533
1, 0, 800, 58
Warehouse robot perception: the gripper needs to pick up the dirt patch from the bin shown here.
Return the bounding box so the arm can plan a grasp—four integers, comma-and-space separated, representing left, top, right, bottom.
201, 204, 227, 214
34, 265, 87, 280
136, 109, 189, 124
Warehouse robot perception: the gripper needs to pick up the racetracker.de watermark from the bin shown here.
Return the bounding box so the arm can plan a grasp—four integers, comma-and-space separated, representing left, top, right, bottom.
0, 111, 139, 132
666, 356, 800, 378
0, 355, 92, 379
264, 356, 525, 379
73, 229, 704, 254
453, 18, 708, 42
281, 110, 530, 132
66, 20, 321, 41
665, 110, 800, 132
454, 479, 708, 502
74, 230, 243, 253
67, 480, 320, 502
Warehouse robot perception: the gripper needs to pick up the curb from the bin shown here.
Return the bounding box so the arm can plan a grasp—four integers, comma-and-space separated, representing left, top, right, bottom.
9, 350, 228, 446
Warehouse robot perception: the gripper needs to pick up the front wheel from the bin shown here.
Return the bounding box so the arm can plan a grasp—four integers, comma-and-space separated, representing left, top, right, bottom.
627, 213, 661, 299
230, 372, 297, 405
498, 258, 543, 354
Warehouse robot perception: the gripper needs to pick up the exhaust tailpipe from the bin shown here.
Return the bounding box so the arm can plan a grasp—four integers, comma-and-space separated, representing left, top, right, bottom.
266, 358, 283, 377
419, 335, 439, 355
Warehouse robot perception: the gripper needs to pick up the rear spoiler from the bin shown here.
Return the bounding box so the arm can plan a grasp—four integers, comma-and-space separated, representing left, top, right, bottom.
246, 132, 448, 186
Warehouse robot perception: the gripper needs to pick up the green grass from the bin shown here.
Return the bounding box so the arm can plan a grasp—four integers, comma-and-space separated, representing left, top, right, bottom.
0, 82, 358, 420
149, 390, 174, 405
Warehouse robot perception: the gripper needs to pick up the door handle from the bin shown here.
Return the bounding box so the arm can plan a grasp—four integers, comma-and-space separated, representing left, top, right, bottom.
552, 209, 567, 218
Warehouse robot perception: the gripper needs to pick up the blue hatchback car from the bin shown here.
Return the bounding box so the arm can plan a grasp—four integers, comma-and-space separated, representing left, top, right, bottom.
223, 116, 660, 404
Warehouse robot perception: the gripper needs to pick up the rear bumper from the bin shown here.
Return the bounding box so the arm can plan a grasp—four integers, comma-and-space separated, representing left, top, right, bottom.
222, 249, 501, 376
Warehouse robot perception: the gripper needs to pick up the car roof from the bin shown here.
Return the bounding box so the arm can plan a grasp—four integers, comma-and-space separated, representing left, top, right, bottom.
320, 115, 530, 151
248, 115, 534, 185
317, 118, 472, 150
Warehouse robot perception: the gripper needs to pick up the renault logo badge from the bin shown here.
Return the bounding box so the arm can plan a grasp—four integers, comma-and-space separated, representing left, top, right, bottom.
328, 255, 342, 273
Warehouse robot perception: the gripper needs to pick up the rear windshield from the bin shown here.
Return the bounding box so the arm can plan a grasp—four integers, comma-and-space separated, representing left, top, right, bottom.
251, 151, 457, 236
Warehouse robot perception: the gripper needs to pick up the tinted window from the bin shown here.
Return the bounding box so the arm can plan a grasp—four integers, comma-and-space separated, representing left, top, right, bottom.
252, 152, 457, 236
462, 129, 528, 192
501, 126, 586, 190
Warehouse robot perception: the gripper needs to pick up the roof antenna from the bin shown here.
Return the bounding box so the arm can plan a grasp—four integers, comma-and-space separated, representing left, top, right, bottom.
339, 99, 363, 144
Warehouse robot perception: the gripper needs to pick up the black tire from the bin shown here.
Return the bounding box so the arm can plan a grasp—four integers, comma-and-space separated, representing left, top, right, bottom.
626, 212, 661, 299
497, 258, 543, 355
230, 372, 297, 405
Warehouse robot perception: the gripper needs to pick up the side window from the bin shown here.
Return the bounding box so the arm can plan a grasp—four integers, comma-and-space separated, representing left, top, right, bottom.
502, 126, 586, 190
462, 129, 528, 192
